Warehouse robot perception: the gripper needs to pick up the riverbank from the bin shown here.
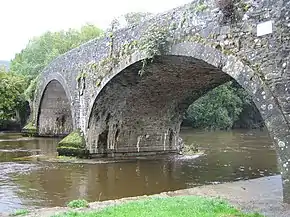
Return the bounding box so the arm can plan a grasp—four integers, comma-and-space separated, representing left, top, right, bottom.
6, 175, 289, 217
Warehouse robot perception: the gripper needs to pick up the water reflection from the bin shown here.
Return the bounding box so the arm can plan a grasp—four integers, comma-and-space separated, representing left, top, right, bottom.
0, 133, 59, 161
0, 129, 279, 213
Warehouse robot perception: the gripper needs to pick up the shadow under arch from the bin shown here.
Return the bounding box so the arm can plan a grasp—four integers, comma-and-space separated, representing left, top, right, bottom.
36, 74, 74, 137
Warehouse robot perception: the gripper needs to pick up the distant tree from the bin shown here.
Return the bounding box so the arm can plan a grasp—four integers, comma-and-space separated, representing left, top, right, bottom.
184, 81, 245, 130
10, 24, 103, 80
10, 24, 103, 102
0, 69, 26, 120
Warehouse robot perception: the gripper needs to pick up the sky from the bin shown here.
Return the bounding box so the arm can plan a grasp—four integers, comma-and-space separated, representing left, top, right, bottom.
0, 0, 192, 61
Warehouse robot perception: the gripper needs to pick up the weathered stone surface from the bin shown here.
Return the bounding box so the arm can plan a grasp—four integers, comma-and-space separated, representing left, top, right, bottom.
37, 79, 73, 137
30, 0, 290, 202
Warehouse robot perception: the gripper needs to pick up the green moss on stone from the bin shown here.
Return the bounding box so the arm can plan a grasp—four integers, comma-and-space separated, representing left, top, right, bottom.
23, 122, 36, 130
58, 129, 85, 148
57, 129, 89, 158
21, 122, 37, 137
195, 3, 208, 12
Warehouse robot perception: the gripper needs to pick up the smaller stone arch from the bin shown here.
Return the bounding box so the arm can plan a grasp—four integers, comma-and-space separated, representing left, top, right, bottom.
36, 73, 75, 137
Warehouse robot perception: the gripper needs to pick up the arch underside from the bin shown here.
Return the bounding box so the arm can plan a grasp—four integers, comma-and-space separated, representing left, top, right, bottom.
38, 80, 73, 137
87, 55, 233, 156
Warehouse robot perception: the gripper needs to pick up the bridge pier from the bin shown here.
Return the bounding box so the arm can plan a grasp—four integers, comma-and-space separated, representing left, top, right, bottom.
87, 111, 184, 157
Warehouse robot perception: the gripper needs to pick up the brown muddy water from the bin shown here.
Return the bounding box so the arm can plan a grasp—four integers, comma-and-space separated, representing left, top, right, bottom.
0, 129, 279, 213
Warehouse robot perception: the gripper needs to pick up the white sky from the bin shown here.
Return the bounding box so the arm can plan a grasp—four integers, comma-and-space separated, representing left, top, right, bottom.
0, 0, 192, 61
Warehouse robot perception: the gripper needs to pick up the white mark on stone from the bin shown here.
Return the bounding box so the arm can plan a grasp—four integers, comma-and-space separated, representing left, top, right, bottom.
257, 20, 273, 36
261, 104, 266, 110
283, 163, 287, 168
283, 63, 287, 69
268, 104, 273, 110
137, 136, 141, 152
163, 133, 167, 151
263, 95, 266, 100
279, 141, 286, 148
242, 14, 249, 21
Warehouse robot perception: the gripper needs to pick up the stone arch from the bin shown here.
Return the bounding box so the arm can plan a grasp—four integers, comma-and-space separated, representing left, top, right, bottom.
36, 74, 74, 137
86, 41, 289, 173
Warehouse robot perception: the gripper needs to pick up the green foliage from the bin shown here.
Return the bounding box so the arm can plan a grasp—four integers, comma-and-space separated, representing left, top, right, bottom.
54, 196, 263, 217
67, 199, 89, 208
138, 25, 170, 76
23, 76, 39, 102
0, 69, 27, 120
10, 209, 30, 216
184, 81, 248, 130
10, 24, 103, 81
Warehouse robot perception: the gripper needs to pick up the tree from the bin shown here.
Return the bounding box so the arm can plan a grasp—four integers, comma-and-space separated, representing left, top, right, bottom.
10, 24, 103, 80
10, 23, 103, 102
184, 81, 244, 130
0, 69, 26, 120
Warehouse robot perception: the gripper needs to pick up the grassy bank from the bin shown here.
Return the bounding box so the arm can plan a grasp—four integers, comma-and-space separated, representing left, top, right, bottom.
53, 196, 263, 217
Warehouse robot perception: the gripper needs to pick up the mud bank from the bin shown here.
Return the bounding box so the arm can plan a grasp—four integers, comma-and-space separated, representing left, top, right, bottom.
3, 175, 289, 217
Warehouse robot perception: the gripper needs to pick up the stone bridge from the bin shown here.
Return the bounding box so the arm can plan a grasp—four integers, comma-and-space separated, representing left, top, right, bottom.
29, 0, 290, 202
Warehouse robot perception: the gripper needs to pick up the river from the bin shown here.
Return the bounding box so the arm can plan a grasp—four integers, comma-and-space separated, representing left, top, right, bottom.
0, 129, 279, 213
